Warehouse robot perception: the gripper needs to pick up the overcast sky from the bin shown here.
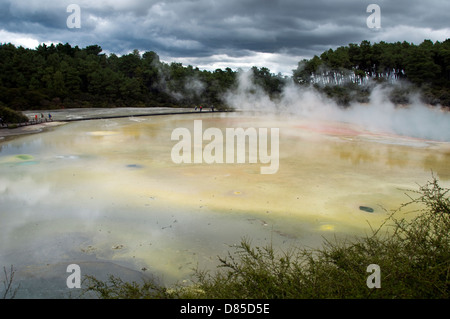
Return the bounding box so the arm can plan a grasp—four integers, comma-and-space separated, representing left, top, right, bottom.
1, 0, 449, 75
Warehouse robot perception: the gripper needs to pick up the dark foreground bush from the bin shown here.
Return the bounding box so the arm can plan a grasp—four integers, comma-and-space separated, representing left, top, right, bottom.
0, 105, 29, 124
83, 176, 449, 299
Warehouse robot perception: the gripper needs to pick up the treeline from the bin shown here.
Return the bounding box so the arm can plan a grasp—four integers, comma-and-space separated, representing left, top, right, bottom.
0, 39, 449, 114
0, 43, 237, 111
293, 39, 450, 106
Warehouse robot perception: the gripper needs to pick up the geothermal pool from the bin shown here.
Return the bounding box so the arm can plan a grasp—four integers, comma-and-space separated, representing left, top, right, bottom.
1, 109, 449, 298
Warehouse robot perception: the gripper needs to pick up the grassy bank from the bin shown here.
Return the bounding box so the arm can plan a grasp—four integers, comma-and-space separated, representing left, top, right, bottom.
83, 176, 449, 299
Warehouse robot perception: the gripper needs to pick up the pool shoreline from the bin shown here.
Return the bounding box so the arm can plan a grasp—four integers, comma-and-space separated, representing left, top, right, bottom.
0, 107, 231, 139
0, 121, 67, 138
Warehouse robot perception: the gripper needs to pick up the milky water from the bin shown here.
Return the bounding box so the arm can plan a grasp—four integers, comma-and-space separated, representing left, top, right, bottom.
1, 110, 449, 298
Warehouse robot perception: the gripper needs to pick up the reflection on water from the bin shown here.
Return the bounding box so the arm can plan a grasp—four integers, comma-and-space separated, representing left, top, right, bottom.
1, 111, 449, 298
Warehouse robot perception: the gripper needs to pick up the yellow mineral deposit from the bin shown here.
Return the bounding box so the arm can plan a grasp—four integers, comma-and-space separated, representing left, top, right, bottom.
1, 112, 449, 287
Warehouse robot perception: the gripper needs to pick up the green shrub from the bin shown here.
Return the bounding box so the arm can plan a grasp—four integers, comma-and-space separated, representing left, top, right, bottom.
0, 105, 29, 124
81, 274, 172, 299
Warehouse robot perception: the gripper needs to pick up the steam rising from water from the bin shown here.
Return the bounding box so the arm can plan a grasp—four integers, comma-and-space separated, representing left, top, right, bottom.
225, 70, 450, 142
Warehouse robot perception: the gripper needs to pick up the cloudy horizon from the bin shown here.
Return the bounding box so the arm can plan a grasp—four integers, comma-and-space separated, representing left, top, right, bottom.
1, 0, 449, 75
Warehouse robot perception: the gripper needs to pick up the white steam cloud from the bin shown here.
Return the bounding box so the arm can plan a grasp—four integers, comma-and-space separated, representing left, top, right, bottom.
224, 70, 450, 142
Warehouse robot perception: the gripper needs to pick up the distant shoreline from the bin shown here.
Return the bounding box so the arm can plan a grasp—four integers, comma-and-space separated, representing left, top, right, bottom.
0, 107, 229, 140
0, 121, 67, 139
52, 109, 219, 122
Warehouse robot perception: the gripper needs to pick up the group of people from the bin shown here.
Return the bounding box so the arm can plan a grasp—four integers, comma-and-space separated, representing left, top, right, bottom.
195, 105, 215, 112
0, 113, 53, 128
33, 113, 52, 123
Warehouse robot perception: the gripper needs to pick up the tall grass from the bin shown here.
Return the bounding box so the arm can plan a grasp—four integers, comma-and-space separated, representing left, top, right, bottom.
83, 176, 449, 299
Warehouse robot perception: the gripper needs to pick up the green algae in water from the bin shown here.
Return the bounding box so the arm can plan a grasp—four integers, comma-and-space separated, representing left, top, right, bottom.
15, 154, 38, 165
15, 154, 34, 161
1, 154, 39, 165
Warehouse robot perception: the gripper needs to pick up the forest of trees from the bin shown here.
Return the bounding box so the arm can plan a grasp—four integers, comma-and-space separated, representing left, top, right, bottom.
0, 39, 449, 123
0, 43, 237, 112
293, 39, 450, 106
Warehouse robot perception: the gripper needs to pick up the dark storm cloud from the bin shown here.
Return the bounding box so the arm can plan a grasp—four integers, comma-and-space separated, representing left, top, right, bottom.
0, 0, 449, 74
